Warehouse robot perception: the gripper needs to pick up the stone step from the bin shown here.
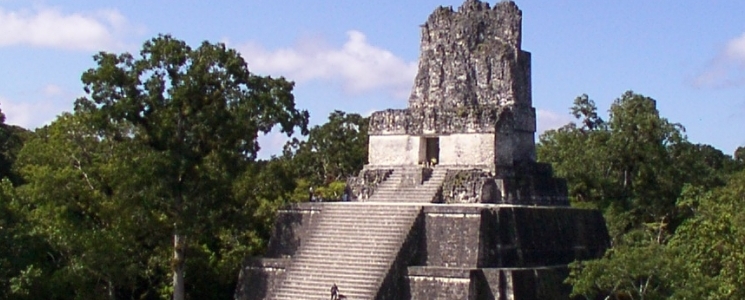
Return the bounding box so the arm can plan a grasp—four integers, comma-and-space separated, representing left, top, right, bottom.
371, 197, 434, 203
291, 256, 393, 267
372, 193, 434, 196
282, 264, 386, 275
319, 206, 418, 213
276, 285, 372, 299
277, 284, 376, 297
372, 190, 437, 195
269, 204, 423, 300
297, 243, 402, 253
321, 208, 417, 214
307, 230, 402, 239
301, 238, 403, 248
306, 232, 408, 240
298, 247, 400, 257
286, 264, 389, 275
298, 242, 401, 251
306, 226, 410, 235
275, 275, 379, 292
282, 267, 384, 279
310, 222, 412, 229
370, 195, 435, 200
281, 272, 382, 285
310, 223, 412, 230
311, 222, 411, 229
272, 288, 368, 300
272, 290, 368, 300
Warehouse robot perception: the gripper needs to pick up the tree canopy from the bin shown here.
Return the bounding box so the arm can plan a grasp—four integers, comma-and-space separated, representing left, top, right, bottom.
540, 91, 745, 299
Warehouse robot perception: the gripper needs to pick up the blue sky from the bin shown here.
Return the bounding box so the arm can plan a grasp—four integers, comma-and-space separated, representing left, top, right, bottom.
1, 0, 744, 157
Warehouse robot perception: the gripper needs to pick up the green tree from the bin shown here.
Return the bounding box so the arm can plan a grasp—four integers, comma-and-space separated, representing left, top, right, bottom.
0, 108, 47, 300
284, 110, 368, 186
669, 173, 745, 299
0, 178, 50, 300
14, 112, 169, 299
567, 234, 683, 300
546, 92, 743, 298
74, 35, 308, 300
0, 107, 33, 185
539, 91, 687, 237
735, 146, 745, 163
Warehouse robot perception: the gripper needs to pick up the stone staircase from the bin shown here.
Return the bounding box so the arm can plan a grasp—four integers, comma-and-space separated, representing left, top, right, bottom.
267, 203, 422, 300
369, 168, 446, 203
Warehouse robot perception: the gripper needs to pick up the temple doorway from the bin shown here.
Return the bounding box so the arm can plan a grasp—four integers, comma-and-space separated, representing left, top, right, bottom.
425, 137, 440, 165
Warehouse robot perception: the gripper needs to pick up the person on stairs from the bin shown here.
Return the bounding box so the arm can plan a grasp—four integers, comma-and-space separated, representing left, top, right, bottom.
330, 283, 339, 300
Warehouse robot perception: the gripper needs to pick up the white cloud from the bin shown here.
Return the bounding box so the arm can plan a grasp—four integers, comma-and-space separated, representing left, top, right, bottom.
536, 109, 572, 134
693, 32, 745, 88
239, 30, 417, 99
0, 6, 138, 51
725, 33, 745, 61
42, 84, 64, 97
0, 96, 67, 129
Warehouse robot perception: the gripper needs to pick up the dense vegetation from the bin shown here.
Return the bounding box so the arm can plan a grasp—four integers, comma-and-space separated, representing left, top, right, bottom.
1, 36, 743, 299
0, 36, 367, 300
540, 92, 745, 299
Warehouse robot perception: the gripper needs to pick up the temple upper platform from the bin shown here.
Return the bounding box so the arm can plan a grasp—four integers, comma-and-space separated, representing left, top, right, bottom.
367, 0, 536, 172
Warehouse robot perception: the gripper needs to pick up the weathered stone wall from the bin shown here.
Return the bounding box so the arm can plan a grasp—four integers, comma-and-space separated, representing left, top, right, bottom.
346, 168, 393, 200
399, 167, 434, 188
480, 267, 571, 299
408, 0, 530, 110
421, 206, 609, 269
366, 0, 538, 170
368, 135, 421, 166
234, 259, 288, 300
439, 133, 495, 167
236, 204, 323, 300
407, 267, 473, 300
495, 162, 570, 205
424, 208, 482, 267
368, 107, 503, 136
441, 170, 498, 203
405, 204, 607, 300
407, 267, 570, 300
264, 204, 322, 258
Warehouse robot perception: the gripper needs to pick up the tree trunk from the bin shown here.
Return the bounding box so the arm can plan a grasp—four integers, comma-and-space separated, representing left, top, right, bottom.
107, 279, 116, 300
173, 232, 186, 300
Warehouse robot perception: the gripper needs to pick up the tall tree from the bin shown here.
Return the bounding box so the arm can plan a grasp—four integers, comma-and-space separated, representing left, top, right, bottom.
539, 91, 687, 237
669, 172, 745, 299
14, 112, 167, 299
74, 35, 308, 300
0, 107, 32, 185
543, 92, 744, 298
284, 110, 368, 186
735, 146, 745, 163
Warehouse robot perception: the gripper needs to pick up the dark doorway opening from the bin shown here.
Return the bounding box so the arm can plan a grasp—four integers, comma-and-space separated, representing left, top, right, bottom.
425, 137, 440, 165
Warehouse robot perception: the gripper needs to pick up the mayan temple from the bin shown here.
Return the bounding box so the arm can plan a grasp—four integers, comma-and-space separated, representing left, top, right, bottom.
236, 1, 609, 299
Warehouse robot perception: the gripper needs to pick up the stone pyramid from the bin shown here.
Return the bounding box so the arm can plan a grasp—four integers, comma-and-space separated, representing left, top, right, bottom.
236, 1, 609, 299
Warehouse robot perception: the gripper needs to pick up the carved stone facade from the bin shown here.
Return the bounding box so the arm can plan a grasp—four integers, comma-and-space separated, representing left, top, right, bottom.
368, 0, 536, 171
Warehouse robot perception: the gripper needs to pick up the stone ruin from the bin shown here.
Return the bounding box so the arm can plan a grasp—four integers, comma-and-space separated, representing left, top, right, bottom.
362, 0, 565, 206
236, 1, 609, 299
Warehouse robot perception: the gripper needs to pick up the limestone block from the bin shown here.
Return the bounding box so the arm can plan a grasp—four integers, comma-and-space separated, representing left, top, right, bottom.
368, 135, 420, 166
439, 133, 495, 167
